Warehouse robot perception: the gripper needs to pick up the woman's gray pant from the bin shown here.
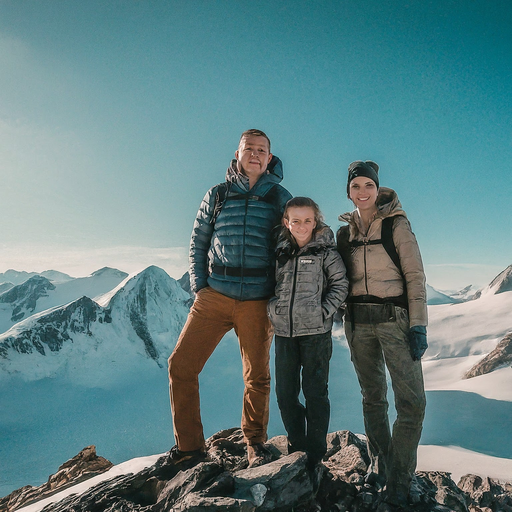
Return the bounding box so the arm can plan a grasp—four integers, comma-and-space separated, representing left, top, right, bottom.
345, 305, 426, 503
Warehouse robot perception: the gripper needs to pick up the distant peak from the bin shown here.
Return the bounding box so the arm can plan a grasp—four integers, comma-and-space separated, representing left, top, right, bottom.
488, 265, 512, 295
139, 265, 169, 277
90, 267, 128, 278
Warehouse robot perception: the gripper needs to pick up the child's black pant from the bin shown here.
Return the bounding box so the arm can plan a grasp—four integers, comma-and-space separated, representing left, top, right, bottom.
275, 331, 333, 465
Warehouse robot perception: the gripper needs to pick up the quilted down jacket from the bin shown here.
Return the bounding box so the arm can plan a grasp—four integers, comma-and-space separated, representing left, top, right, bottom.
189, 156, 292, 301
268, 225, 348, 337
337, 187, 427, 327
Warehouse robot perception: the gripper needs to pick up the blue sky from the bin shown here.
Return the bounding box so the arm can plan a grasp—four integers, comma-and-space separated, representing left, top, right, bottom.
0, 0, 510, 289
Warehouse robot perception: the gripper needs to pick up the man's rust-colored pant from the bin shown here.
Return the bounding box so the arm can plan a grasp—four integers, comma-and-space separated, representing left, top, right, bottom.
168, 287, 273, 452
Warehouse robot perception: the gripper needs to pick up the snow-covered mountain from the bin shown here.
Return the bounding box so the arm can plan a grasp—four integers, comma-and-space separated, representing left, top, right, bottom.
0, 275, 55, 326
422, 264, 512, 416
472, 264, 512, 299
0, 267, 128, 334
446, 283, 479, 302
426, 284, 460, 305
0, 269, 73, 286
0, 266, 191, 383
0, 282, 14, 294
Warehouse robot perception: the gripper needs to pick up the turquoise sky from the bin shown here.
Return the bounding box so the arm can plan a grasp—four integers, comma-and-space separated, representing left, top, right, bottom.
0, 1, 510, 289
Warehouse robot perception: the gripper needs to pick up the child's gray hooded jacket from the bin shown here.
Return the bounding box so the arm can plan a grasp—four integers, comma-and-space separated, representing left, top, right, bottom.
268, 225, 348, 337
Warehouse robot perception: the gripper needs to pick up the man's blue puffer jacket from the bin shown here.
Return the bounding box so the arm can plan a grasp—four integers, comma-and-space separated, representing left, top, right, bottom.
189, 156, 292, 301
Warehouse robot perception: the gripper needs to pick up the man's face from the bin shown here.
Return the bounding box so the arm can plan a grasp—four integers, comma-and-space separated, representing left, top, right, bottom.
235, 135, 272, 182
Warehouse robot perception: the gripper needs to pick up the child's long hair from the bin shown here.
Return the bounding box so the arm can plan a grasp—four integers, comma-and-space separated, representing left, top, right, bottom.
280, 196, 324, 246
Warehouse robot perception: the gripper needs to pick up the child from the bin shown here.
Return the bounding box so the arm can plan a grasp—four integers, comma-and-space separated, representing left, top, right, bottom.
268, 197, 348, 470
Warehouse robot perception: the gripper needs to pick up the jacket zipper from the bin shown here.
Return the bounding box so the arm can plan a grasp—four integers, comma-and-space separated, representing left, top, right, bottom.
362, 220, 375, 296
289, 257, 298, 336
363, 237, 369, 295
240, 195, 249, 294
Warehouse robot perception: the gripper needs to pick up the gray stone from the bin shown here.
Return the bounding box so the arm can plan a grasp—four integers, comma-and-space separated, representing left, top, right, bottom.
249, 483, 267, 506
154, 462, 224, 510
234, 452, 313, 511
171, 493, 255, 511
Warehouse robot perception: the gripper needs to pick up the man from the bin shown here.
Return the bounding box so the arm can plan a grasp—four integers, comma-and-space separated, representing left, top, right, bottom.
168, 129, 292, 467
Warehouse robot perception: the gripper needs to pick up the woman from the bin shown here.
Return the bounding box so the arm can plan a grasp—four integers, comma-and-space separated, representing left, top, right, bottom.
337, 161, 428, 511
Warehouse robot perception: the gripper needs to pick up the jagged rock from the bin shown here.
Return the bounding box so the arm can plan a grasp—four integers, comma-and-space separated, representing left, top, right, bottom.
155, 462, 225, 510
0, 445, 113, 512
415, 471, 469, 511
4, 429, 512, 512
459, 474, 512, 511
205, 427, 252, 471
324, 430, 370, 479
177, 272, 192, 296
464, 332, 512, 378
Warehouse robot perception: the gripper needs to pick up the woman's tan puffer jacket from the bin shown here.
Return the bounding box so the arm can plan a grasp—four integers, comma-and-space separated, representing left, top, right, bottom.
337, 187, 427, 327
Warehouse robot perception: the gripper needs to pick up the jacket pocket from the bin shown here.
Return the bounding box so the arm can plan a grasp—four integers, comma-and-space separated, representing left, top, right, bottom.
267, 299, 288, 328
297, 300, 324, 331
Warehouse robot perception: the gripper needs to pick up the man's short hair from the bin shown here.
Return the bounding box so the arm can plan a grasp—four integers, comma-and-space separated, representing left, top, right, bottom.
239, 129, 271, 152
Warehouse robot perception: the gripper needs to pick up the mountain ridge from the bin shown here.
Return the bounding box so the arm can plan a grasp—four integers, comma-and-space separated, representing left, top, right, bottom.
0, 266, 191, 380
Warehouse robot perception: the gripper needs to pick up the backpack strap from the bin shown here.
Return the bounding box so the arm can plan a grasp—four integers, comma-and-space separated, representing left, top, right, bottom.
336, 225, 352, 267
210, 182, 231, 225
381, 216, 402, 275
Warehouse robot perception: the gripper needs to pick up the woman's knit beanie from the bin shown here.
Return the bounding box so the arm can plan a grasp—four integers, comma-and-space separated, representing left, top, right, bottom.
346, 160, 379, 196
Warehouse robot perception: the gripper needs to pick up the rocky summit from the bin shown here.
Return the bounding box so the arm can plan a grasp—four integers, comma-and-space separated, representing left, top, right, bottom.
2, 429, 512, 512
465, 331, 512, 379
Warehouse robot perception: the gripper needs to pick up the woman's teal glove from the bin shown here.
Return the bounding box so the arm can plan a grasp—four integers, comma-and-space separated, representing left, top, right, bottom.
408, 325, 428, 361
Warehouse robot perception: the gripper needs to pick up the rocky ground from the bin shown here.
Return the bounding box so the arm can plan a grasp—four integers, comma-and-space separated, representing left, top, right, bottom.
2, 428, 512, 512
